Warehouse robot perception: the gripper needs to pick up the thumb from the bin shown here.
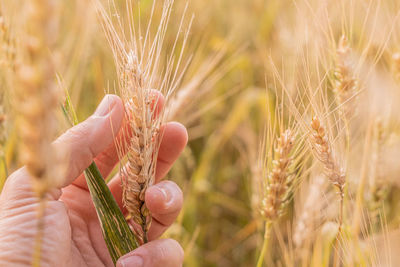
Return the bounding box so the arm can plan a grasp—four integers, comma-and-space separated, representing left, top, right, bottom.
117, 239, 184, 267
1, 94, 124, 200
54, 94, 124, 188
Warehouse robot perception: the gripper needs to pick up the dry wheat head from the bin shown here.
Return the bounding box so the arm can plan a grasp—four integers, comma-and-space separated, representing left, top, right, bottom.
262, 129, 295, 221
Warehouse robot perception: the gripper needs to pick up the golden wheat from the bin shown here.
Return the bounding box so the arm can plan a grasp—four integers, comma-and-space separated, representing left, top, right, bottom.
257, 129, 296, 267
15, 0, 60, 198
310, 117, 345, 230
13, 1, 61, 265
1, 0, 400, 266
261, 129, 295, 220
96, 0, 191, 244
310, 117, 345, 193
334, 35, 358, 120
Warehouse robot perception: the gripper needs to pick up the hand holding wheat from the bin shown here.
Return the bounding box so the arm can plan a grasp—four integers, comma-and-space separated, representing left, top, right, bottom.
0, 95, 187, 267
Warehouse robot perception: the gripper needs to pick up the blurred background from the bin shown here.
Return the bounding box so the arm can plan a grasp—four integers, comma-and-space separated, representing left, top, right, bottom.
2, 0, 400, 266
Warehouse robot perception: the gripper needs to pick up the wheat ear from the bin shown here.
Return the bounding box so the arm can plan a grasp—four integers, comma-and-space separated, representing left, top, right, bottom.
96, 0, 190, 244
121, 90, 160, 244
15, 1, 60, 265
261, 129, 295, 220
16, 0, 59, 199
310, 117, 345, 228
257, 129, 295, 267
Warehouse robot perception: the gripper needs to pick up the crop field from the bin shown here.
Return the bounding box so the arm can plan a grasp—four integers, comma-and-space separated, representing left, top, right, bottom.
2, 0, 400, 266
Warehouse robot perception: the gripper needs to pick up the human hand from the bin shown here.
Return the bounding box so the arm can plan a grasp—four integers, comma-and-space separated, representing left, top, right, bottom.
0, 94, 188, 267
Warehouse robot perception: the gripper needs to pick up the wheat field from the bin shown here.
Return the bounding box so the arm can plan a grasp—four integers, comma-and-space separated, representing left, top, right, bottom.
2, 0, 400, 266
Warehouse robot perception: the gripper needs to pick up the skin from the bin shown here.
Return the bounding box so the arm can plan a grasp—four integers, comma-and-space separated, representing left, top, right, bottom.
0, 94, 188, 267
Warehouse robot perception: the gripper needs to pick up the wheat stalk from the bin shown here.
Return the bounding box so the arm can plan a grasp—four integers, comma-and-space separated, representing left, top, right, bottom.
16, 0, 60, 198
261, 129, 295, 221
310, 117, 345, 229
257, 129, 295, 267
96, 0, 191, 244
14, 1, 60, 265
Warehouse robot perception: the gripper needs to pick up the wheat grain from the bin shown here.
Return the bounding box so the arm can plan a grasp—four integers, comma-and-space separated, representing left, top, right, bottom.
121, 89, 160, 244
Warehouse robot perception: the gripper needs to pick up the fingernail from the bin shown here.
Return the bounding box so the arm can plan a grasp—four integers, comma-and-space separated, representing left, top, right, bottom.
94, 95, 116, 117
117, 255, 144, 267
157, 185, 173, 207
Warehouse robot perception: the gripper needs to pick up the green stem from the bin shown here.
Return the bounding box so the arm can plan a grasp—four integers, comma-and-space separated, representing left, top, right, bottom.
256, 221, 272, 267
61, 89, 139, 264
84, 162, 138, 264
